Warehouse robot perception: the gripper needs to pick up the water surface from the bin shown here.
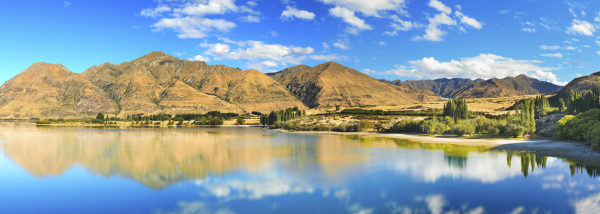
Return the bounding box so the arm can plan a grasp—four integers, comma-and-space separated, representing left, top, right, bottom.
0, 123, 599, 214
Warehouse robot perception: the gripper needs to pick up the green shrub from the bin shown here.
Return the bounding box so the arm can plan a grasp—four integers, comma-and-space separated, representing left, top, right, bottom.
236, 118, 246, 125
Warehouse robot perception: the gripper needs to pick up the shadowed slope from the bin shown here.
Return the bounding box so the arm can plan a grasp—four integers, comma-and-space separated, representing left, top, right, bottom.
270, 62, 440, 108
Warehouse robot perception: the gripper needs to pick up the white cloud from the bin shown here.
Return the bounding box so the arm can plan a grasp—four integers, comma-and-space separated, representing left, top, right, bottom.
455, 5, 461, 11
174, 0, 238, 16
539, 53, 562, 58
334, 42, 350, 50
367, 54, 564, 85
566, 46, 577, 50
508, 206, 525, 214
425, 194, 446, 214
322, 42, 330, 49
413, 13, 457, 41
141, 5, 171, 18
142, 0, 260, 39
309, 54, 346, 61
575, 192, 600, 214
569, 8, 578, 18
329, 6, 372, 30
201, 40, 321, 69
455, 11, 483, 29
540, 45, 560, 50
281, 6, 316, 20
379, 41, 387, 45
429, 0, 451, 14
63, 1, 72, 7
247, 1, 257, 6
187, 55, 211, 62
317, 0, 408, 17
238, 15, 260, 22
153, 16, 236, 38
383, 15, 422, 36
567, 19, 597, 36
596, 50, 600, 55
572, 38, 580, 41
202, 43, 231, 57
333, 38, 350, 50
523, 21, 534, 26
499, 10, 509, 14
521, 28, 536, 33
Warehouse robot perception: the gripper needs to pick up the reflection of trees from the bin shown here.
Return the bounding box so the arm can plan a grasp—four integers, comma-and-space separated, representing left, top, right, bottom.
445, 155, 467, 169
563, 160, 600, 178
343, 135, 493, 157
507, 152, 600, 178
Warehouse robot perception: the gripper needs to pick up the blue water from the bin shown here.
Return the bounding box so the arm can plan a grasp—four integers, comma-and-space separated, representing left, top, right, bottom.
0, 123, 599, 214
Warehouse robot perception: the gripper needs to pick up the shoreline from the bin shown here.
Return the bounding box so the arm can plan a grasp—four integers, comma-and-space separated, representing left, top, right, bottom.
273, 129, 600, 166
22, 123, 600, 166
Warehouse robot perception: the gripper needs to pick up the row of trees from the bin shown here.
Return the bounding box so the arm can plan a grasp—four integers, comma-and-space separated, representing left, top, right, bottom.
260, 107, 306, 126
564, 89, 600, 115
442, 98, 468, 122
390, 97, 548, 137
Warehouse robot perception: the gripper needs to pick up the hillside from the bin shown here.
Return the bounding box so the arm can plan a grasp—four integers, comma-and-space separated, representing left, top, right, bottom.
0, 62, 118, 118
385, 75, 562, 98
556, 71, 600, 99
83, 51, 306, 114
269, 62, 440, 108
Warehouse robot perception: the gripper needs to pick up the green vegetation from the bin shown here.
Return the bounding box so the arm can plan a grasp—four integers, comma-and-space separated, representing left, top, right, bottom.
442, 98, 468, 122
554, 109, 600, 150
236, 118, 246, 125
389, 97, 545, 138
260, 107, 303, 126
566, 89, 600, 114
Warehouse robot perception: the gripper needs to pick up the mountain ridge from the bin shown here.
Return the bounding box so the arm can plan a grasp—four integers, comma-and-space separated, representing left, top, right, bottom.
383, 75, 563, 99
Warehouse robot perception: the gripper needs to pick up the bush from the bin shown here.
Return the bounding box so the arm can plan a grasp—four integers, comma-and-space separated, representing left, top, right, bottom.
390, 119, 420, 132
454, 120, 476, 137
359, 120, 372, 130
554, 109, 600, 141
236, 118, 246, 125
34, 120, 52, 124
489, 127, 500, 136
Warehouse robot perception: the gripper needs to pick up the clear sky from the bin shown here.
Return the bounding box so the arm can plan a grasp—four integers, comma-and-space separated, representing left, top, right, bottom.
2, 0, 599, 85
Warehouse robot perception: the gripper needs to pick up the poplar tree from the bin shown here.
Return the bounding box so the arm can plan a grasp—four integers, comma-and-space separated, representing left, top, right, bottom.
558, 98, 565, 113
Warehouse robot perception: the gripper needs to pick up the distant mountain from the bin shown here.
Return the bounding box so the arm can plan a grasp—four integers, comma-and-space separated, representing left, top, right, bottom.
269, 62, 440, 108
556, 71, 600, 99
83, 51, 306, 114
384, 75, 563, 98
0, 62, 118, 118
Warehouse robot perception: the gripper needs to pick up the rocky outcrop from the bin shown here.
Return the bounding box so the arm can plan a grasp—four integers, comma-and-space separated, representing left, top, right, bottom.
535, 114, 566, 137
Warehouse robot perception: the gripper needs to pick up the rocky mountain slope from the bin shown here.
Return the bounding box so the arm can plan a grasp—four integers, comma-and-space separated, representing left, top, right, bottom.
83, 51, 306, 115
385, 75, 562, 98
269, 62, 440, 108
0, 62, 118, 118
556, 71, 600, 99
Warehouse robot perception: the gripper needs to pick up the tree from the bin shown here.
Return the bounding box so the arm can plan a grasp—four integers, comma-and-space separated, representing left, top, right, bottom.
96, 113, 104, 120
236, 118, 246, 125
559, 98, 565, 113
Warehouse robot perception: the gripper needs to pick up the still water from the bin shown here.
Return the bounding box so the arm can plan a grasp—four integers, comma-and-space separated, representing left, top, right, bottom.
0, 123, 599, 214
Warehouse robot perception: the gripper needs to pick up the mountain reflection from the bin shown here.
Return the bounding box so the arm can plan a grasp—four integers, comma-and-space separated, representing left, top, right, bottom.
2, 123, 598, 190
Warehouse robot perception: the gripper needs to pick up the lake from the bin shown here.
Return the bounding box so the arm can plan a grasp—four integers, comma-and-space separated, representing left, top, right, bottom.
0, 123, 599, 214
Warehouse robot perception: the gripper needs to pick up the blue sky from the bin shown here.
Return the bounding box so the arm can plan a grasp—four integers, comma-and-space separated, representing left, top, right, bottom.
2, 0, 600, 85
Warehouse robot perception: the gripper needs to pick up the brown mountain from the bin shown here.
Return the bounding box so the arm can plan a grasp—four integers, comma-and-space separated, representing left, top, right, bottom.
385, 75, 562, 98
83, 51, 306, 114
0, 62, 118, 118
268, 62, 440, 107
556, 71, 600, 99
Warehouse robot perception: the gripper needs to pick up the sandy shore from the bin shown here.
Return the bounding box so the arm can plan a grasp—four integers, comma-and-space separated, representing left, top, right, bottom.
277, 130, 600, 165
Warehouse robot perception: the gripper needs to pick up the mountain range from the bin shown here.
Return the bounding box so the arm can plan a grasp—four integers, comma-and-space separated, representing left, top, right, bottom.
383, 75, 563, 99
0, 51, 566, 118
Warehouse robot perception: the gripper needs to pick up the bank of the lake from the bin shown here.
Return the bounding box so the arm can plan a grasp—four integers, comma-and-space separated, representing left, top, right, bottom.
273, 129, 600, 166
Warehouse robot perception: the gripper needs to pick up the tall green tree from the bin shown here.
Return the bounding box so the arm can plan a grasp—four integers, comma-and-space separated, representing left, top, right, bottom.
559, 98, 565, 113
